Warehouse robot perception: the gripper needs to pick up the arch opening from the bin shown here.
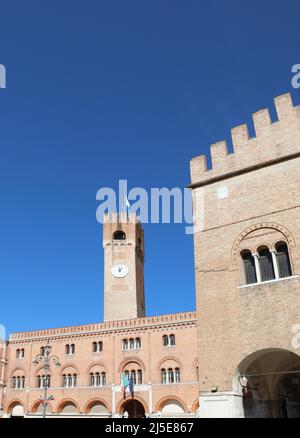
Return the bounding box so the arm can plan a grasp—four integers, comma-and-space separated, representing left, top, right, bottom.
237, 349, 300, 418
120, 399, 145, 418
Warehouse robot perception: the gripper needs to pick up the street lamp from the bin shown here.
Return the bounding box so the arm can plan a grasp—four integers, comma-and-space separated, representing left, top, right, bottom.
33, 344, 61, 418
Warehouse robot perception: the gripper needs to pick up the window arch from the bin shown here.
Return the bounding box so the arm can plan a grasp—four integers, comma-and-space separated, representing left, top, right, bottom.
92, 341, 103, 353
11, 373, 25, 389
122, 360, 144, 385
113, 230, 126, 240
161, 367, 180, 384
241, 250, 257, 285
37, 374, 50, 389
63, 373, 77, 388
275, 242, 292, 278
162, 334, 176, 347
90, 371, 106, 387
258, 246, 275, 282
65, 344, 75, 355
122, 338, 141, 350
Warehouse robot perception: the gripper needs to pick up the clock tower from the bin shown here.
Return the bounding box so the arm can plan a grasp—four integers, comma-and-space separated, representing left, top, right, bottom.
103, 212, 145, 321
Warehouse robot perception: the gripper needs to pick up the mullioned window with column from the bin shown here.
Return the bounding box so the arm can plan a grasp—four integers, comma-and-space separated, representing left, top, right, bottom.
241, 241, 293, 286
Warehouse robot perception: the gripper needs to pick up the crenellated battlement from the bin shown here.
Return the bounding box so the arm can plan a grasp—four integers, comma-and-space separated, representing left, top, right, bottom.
190, 93, 300, 186
103, 212, 140, 224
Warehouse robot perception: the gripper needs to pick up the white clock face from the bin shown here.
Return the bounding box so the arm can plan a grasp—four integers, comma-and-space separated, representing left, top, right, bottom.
111, 263, 129, 278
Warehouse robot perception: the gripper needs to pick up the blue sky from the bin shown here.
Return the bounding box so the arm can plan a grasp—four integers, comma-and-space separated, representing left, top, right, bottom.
0, 1, 299, 335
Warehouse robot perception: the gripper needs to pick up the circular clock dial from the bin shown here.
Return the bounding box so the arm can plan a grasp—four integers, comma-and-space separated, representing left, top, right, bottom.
111, 263, 129, 278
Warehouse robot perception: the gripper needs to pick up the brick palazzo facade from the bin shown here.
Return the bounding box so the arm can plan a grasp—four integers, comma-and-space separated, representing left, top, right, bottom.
0, 215, 199, 418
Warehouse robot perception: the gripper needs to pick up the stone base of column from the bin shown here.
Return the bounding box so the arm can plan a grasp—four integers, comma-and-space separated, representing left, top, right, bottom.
199, 391, 244, 418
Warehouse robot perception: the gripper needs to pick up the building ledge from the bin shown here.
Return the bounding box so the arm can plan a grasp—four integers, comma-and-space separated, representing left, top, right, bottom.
238, 275, 298, 289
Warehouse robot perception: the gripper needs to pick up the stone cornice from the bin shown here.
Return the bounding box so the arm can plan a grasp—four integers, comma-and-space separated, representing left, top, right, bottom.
8, 311, 196, 343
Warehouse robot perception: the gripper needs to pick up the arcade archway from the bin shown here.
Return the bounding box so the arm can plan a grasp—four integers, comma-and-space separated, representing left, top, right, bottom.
120, 399, 145, 418
237, 348, 300, 418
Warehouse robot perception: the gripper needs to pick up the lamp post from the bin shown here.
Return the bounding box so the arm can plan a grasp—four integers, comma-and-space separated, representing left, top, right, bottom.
33, 344, 61, 418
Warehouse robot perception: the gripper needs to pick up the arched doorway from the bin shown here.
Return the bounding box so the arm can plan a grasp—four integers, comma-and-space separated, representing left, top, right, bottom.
121, 400, 145, 418
237, 349, 300, 418
9, 403, 25, 418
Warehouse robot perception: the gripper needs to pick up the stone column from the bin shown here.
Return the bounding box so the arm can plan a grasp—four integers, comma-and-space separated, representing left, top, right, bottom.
252, 253, 261, 283
270, 250, 280, 280
148, 382, 153, 416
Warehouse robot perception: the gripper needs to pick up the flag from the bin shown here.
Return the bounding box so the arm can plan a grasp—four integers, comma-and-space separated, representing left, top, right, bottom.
121, 373, 129, 399
129, 375, 134, 399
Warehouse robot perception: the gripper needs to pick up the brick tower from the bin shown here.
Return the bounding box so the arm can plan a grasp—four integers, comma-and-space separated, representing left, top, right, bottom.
103, 213, 145, 321
190, 93, 300, 417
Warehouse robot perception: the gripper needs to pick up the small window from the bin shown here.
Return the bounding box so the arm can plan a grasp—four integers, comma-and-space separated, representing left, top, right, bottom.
241, 250, 257, 285
258, 246, 275, 282
168, 368, 174, 384
113, 230, 126, 240
135, 338, 141, 349
175, 367, 180, 383
276, 242, 292, 278
66, 344, 75, 355
137, 369, 143, 384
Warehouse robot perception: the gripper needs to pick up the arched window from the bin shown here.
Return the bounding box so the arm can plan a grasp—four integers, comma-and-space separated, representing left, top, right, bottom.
37, 375, 50, 388
161, 368, 167, 384
131, 370, 137, 384
90, 373, 95, 386
92, 341, 103, 352
16, 349, 20, 359
168, 368, 174, 384
276, 242, 292, 278
70, 344, 75, 354
63, 373, 77, 387
258, 246, 275, 282
113, 230, 126, 240
175, 368, 180, 383
21, 349, 25, 358
101, 372, 106, 386
135, 338, 141, 349
123, 339, 128, 350
241, 250, 257, 284
40, 346, 45, 356
129, 338, 135, 349
163, 334, 176, 346
65, 344, 70, 355
169, 334, 176, 346
137, 369, 143, 384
